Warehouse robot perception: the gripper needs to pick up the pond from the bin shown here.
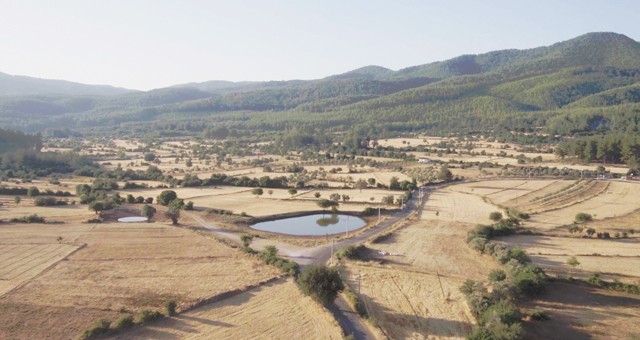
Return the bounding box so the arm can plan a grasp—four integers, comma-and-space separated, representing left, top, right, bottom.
250, 213, 366, 236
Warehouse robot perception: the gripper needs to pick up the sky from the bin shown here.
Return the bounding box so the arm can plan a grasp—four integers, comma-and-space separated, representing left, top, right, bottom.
2, 0, 639, 90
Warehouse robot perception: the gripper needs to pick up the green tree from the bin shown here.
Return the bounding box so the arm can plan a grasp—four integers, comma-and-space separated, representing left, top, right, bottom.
157, 190, 178, 206
14, 196, 21, 205
166, 207, 181, 225
288, 188, 297, 197
141, 204, 156, 222
126, 194, 136, 204
27, 186, 39, 197
252, 188, 264, 197
489, 211, 503, 222
354, 178, 368, 192
438, 165, 453, 182
298, 265, 344, 305
144, 153, 156, 162
240, 234, 254, 248
88, 201, 111, 215
389, 176, 400, 190
267, 189, 274, 197
575, 213, 593, 223
314, 192, 321, 199
317, 199, 339, 210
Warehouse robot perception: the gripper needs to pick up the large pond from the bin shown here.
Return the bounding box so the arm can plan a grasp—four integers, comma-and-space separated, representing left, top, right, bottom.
250, 213, 366, 236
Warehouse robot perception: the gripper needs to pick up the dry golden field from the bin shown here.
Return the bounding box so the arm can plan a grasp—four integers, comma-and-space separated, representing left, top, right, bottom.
341, 216, 500, 339
521, 282, 640, 339
499, 234, 640, 283
111, 279, 343, 339
420, 187, 498, 224
0, 221, 281, 339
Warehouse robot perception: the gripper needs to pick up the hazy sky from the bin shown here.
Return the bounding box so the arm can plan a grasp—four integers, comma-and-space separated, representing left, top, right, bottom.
2, 0, 639, 90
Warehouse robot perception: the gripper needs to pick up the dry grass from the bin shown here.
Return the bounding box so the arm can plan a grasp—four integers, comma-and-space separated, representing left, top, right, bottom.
521, 282, 640, 339
340, 218, 500, 339
111, 279, 343, 339
499, 234, 640, 283
421, 187, 497, 224
0, 222, 280, 339
528, 181, 639, 228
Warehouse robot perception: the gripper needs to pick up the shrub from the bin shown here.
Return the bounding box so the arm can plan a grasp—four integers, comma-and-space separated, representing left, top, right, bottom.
480, 299, 521, 327
34, 196, 67, 206
80, 319, 110, 339
138, 309, 163, 324
575, 212, 593, 223
184, 201, 194, 210
11, 214, 45, 223
530, 309, 550, 321
336, 245, 368, 260
165, 299, 177, 316
488, 269, 507, 282
298, 265, 344, 305
506, 261, 546, 296
469, 237, 489, 252
362, 207, 376, 216
112, 313, 134, 330
489, 211, 503, 222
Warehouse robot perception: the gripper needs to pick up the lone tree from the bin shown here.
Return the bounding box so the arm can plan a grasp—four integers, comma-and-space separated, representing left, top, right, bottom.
354, 179, 368, 192
14, 196, 21, 205
157, 190, 178, 206
240, 234, 254, 248
267, 190, 274, 197
252, 188, 264, 198
489, 211, 503, 222
288, 188, 297, 197
298, 265, 344, 305
575, 213, 593, 223
141, 204, 156, 222
438, 165, 453, 182
329, 193, 341, 202
314, 192, 321, 199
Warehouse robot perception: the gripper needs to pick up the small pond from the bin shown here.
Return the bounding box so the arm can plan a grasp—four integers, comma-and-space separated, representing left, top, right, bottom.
250, 213, 366, 236
118, 216, 148, 223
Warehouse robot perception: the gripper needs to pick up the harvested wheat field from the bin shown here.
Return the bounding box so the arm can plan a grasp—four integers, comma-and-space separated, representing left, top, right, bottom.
190, 192, 372, 217
0, 203, 94, 221
0, 222, 280, 339
340, 219, 499, 339
343, 263, 474, 339
421, 187, 498, 224
499, 235, 640, 283
111, 279, 343, 339
521, 282, 640, 339
528, 181, 639, 228
450, 179, 563, 207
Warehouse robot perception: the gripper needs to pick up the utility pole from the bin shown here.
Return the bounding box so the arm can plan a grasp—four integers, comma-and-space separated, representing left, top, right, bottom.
331, 239, 334, 262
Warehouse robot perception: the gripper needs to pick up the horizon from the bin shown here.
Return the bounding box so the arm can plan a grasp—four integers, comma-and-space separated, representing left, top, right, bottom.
2, 0, 640, 91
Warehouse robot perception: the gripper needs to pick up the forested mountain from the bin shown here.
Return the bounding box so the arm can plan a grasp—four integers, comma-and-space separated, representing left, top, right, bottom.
1, 32, 639, 143
0, 72, 135, 96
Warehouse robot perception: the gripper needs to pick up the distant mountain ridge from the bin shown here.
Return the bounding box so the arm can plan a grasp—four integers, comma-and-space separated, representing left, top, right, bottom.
1, 32, 639, 134
0, 72, 136, 96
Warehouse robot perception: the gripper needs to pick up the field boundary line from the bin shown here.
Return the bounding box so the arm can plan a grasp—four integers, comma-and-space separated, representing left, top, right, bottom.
180, 275, 286, 313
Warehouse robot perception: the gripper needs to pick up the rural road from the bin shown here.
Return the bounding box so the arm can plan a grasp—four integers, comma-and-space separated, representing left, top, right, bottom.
188, 186, 432, 340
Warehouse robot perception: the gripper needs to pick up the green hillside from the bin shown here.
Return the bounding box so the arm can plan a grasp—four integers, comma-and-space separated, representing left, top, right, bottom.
0, 32, 639, 140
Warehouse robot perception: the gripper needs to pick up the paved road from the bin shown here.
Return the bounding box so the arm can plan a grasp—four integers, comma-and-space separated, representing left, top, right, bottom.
188, 187, 432, 340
